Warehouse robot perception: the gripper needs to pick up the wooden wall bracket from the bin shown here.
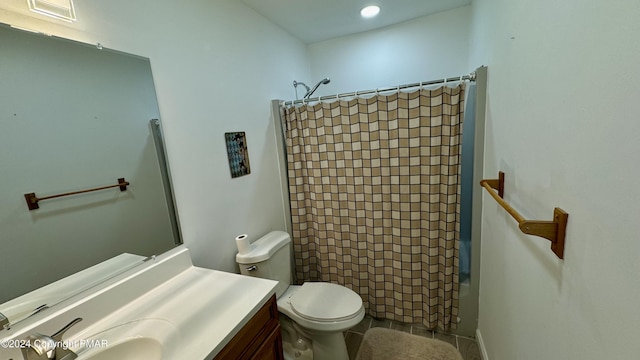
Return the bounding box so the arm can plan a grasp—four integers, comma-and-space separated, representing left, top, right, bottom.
24, 177, 130, 211
480, 171, 569, 259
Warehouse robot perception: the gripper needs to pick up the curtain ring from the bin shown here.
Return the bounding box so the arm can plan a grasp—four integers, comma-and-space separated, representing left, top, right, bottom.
444, 77, 447, 86
460, 75, 464, 83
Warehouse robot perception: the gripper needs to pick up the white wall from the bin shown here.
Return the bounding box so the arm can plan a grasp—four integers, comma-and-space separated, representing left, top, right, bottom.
470, 0, 640, 359
0, 0, 311, 273
307, 6, 471, 96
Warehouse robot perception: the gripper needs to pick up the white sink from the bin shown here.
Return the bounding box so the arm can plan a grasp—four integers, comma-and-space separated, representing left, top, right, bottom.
74, 318, 179, 360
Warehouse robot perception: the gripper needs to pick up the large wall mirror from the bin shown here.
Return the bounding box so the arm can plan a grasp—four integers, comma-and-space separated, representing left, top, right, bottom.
0, 23, 181, 327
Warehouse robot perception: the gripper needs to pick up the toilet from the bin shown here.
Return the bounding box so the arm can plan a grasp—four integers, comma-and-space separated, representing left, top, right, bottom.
236, 231, 365, 360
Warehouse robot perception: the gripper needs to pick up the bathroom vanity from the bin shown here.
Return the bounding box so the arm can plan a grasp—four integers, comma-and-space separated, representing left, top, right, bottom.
0, 247, 282, 360
214, 296, 283, 360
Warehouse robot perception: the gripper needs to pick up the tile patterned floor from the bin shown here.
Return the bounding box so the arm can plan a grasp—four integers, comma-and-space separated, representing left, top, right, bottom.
344, 315, 483, 360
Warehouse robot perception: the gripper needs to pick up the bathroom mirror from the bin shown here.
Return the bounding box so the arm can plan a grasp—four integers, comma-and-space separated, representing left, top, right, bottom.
0, 23, 181, 326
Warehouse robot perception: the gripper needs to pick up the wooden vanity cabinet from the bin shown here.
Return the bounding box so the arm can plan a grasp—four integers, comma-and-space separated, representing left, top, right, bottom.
214, 295, 284, 360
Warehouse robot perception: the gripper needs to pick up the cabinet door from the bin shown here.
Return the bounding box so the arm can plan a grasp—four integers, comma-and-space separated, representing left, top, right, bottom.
251, 324, 284, 360
214, 296, 281, 360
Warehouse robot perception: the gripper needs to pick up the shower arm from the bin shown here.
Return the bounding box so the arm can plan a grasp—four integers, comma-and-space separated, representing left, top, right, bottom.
303, 84, 321, 99
293, 80, 310, 93
293, 80, 310, 100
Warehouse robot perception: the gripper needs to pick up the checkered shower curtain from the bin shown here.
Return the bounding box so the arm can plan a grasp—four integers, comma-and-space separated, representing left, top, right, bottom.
282, 84, 465, 331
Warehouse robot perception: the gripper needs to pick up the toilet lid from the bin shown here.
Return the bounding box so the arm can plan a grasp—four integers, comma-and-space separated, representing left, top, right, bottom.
290, 282, 363, 322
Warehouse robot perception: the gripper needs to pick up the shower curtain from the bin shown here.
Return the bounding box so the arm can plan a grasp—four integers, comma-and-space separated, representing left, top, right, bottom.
281, 84, 465, 331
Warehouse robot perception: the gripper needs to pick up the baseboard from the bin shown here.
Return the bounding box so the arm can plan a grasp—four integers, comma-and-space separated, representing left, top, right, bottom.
476, 328, 489, 360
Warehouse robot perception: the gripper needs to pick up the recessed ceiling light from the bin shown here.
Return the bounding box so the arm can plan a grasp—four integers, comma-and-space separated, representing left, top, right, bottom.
360, 5, 381, 18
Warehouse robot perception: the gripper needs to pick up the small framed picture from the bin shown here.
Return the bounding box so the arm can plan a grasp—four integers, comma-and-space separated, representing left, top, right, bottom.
224, 132, 251, 178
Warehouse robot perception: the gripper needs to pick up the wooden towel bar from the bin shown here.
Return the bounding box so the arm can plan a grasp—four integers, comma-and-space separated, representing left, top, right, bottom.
24, 178, 129, 210
480, 171, 568, 259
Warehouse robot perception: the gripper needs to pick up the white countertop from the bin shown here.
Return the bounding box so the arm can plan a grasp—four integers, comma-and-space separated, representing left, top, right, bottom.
75, 267, 278, 359
0, 246, 278, 360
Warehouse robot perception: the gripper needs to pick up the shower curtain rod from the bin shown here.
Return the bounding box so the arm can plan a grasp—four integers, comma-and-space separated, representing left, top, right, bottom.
282, 71, 476, 106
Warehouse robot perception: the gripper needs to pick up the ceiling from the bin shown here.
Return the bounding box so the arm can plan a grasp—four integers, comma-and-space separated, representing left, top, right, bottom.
241, 0, 471, 44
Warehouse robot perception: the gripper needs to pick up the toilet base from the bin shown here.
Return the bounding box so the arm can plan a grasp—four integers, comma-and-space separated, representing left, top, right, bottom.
282, 341, 313, 360
279, 313, 350, 360
306, 330, 349, 360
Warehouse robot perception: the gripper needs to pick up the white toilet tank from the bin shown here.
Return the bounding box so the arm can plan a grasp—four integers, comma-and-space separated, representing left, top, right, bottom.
236, 231, 292, 298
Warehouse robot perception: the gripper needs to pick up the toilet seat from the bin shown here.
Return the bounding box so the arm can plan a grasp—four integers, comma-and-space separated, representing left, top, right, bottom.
290, 282, 363, 322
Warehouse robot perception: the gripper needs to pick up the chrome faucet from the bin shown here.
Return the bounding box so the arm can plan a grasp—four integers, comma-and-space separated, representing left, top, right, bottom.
21, 317, 82, 360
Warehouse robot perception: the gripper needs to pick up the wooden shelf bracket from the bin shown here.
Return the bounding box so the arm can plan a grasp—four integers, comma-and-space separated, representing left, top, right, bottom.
480, 171, 569, 259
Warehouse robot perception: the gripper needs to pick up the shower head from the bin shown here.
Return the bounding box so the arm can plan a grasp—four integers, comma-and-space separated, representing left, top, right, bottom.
304, 77, 331, 99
